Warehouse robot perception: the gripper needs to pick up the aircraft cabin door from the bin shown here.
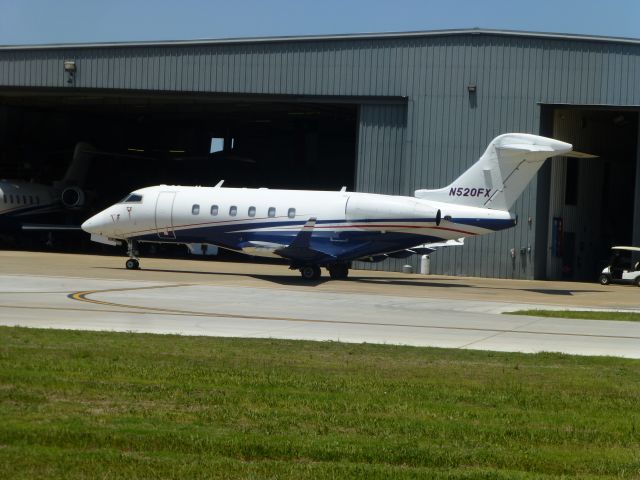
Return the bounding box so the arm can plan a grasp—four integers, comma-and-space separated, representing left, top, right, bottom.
155, 191, 176, 239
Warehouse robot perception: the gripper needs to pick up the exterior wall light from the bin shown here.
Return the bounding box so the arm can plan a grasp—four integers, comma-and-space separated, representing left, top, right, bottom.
467, 84, 477, 93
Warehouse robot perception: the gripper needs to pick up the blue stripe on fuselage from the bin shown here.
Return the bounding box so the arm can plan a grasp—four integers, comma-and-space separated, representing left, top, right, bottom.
130, 215, 512, 262
136, 222, 443, 261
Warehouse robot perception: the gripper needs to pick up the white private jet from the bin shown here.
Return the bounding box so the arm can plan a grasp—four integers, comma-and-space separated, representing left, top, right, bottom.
0, 143, 93, 233
82, 133, 588, 280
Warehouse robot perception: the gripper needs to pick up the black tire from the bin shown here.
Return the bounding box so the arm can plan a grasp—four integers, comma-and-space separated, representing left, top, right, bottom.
300, 265, 321, 280
125, 259, 139, 270
634, 277, 640, 287
598, 274, 611, 286
328, 264, 349, 280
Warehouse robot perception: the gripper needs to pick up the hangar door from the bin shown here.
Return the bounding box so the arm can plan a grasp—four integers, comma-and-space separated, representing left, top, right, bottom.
539, 107, 639, 281
355, 103, 407, 195
155, 192, 176, 239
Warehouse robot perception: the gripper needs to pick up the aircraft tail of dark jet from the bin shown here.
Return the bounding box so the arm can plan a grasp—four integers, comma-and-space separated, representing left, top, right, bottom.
61, 142, 95, 186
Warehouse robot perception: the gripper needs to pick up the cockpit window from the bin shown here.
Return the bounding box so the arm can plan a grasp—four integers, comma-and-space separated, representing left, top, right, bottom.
119, 193, 143, 203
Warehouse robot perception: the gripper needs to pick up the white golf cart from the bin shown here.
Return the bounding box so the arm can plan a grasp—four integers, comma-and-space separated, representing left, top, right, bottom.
599, 246, 640, 286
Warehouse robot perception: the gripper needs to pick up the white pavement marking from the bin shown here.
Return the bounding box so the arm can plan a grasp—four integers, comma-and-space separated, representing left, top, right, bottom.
0, 274, 638, 358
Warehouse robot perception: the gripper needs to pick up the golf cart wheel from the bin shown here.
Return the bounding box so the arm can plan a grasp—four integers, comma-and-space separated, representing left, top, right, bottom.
598, 274, 611, 286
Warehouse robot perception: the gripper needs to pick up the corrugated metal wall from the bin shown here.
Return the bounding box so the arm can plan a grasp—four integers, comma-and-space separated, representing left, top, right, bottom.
355, 104, 407, 195
1, 32, 640, 278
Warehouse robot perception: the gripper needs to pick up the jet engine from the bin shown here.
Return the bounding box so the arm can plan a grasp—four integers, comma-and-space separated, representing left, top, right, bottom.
61, 186, 85, 208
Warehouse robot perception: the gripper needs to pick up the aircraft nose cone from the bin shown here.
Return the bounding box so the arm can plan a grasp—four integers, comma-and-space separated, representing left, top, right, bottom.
81, 215, 101, 234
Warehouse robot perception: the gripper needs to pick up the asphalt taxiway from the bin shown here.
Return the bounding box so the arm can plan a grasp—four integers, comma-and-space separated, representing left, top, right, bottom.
0, 251, 639, 358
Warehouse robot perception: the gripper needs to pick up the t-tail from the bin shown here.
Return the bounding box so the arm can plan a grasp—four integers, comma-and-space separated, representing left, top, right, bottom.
60, 142, 95, 186
414, 133, 576, 211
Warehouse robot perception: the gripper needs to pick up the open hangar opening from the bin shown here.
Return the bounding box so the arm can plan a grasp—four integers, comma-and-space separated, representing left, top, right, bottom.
0, 88, 358, 250
537, 105, 640, 281
2, 29, 639, 279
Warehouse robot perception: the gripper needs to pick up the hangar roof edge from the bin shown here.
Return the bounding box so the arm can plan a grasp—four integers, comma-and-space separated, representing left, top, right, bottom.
1, 28, 640, 50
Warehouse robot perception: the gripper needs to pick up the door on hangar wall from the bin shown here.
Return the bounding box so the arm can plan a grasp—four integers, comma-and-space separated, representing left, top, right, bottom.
540, 107, 639, 281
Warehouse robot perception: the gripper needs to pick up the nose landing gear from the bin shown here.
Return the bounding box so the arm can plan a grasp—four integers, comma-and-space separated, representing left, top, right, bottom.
125, 258, 140, 270
125, 240, 140, 270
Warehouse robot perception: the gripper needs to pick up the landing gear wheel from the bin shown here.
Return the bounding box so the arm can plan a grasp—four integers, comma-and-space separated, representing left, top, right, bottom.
125, 258, 140, 270
598, 274, 611, 286
328, 264, 349, 280
300, 265, 321, 280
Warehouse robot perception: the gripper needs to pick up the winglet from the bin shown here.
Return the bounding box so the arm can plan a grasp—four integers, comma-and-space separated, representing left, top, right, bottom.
289, 217, 317, 249
273, 217, 331, 263
214, 180, 225, 188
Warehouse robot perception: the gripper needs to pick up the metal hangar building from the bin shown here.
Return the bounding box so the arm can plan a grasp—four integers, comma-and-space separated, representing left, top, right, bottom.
1, 28, 639, 280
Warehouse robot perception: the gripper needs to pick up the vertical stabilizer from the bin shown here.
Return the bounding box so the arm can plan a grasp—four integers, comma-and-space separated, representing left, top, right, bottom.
414, 133, 572, 210
61, 142, 95, 185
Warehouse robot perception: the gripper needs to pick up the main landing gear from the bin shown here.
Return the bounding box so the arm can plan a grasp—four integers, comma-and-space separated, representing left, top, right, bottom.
327, 263, 349, 280
299, 265, 321, 280
125, 240, 140, 270
297, 263, 350, 280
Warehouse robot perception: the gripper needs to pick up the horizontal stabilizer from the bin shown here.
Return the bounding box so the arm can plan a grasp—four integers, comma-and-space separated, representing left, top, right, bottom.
497, 143, 555, 153
564, 151, 598, 158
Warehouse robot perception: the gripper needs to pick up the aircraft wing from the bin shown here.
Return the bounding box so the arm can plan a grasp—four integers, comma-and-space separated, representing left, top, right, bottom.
255, 219, 464, 265
356, 238, 464, 262
411, 237, 465, 254
21, 224, 82, 231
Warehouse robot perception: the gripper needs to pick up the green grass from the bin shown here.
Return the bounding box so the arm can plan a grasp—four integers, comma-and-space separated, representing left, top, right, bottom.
1, 327, 639, 479
508, 310, 640, 322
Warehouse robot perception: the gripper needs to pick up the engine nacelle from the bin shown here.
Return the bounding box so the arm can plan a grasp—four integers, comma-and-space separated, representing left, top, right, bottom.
346, 194, 440, 223
61, 186, 85, 208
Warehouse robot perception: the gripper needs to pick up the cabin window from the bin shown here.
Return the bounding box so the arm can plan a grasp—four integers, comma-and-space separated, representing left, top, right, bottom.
16, 195, 20, 204
210, 205, 219, 216
36, 196, 40, 205
9, 195, 13, 204
192, 204, 200, 215
29, 195, 33, 204
248, 206, 256, 217
268, 207, 276, 218
229, 206, 237, 216
22, 195, 26, 204
2, 195, 5, 204
288, 208, 296, 219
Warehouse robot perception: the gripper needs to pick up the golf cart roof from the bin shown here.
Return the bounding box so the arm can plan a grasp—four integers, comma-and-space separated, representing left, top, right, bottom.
611, 246, 640, 252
